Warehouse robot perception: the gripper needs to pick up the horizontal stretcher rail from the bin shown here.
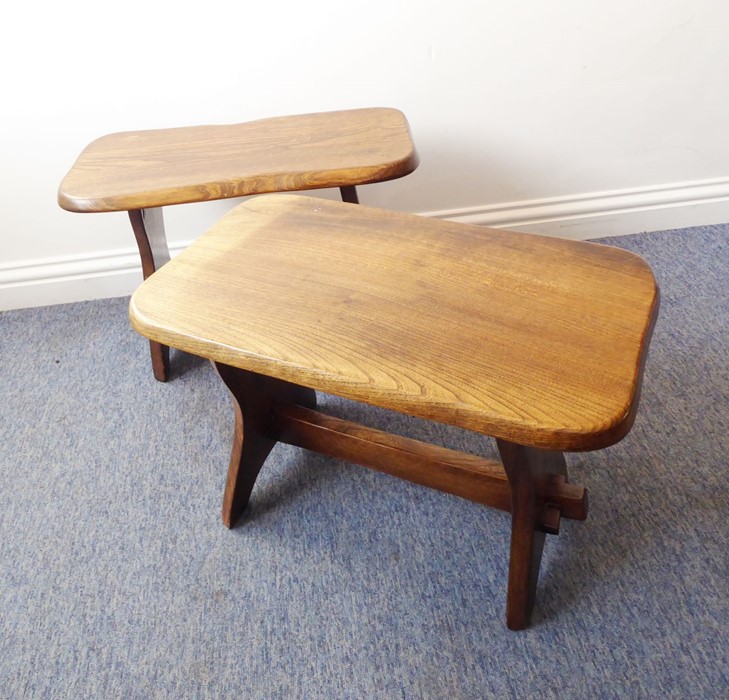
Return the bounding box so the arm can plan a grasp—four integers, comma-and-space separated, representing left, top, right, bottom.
272, 403, 587, 521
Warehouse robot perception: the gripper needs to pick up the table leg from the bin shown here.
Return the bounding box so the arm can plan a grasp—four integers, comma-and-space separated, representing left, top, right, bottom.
339, 186, 359, 204
214, 364, 317, 528
496, 439, 568, 630
128, 208, 171, 381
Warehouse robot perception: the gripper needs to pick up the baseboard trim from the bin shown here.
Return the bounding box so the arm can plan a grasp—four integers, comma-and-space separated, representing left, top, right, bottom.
422, 176, 729, 237
0, 243, 188, 312
3, 177, 729, 311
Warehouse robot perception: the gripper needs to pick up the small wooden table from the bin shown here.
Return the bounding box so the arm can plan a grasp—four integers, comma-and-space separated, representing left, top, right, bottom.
129, 195, 659, 630
59, 108, 418, 381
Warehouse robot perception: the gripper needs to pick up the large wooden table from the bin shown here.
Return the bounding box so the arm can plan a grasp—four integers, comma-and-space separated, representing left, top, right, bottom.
59, 108, 418, 380
129, 195, 659, 630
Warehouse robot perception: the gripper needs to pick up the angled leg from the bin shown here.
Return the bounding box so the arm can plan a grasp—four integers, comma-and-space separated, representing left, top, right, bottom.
214, 364, 316, 528
128, 208, 171, 381
496, 439, 568, 630
339, 185, 359, 204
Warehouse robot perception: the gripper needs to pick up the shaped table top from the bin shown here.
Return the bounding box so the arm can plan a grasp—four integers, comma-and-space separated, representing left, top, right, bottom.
130, 195, 659, 451
59, 108, 418, 212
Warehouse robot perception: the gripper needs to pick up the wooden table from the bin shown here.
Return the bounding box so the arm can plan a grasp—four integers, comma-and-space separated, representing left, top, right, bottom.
59, 108, 418, 381
129, 195, 659, 630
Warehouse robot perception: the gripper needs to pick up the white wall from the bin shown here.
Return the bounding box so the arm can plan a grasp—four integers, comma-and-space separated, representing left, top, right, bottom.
2, 0, 728, 309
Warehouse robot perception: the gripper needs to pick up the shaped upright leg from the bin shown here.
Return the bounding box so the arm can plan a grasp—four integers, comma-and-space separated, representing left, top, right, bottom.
496, 439, 569, 630
214, 364, 316, 528
339, 185, 359, 203
128, 208, 171, 381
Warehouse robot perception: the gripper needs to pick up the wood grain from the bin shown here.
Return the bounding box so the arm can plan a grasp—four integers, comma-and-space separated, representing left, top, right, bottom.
129, 194, 659, 451
58, 108, 418, 212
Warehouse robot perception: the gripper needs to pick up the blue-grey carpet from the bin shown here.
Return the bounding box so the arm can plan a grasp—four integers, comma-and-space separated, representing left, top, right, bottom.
1, 225, 727, 699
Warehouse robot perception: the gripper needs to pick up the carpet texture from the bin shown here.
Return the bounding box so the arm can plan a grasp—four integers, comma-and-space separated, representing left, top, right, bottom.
1, 225, 727, 698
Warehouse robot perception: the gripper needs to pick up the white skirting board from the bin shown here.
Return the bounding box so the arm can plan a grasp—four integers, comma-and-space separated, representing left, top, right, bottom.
422, 176, 729, 235
2, 177, 729, 312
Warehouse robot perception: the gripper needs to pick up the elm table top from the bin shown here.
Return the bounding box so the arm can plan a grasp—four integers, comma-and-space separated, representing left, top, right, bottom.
129, 195, 659, 451
58, 108, 418, 213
